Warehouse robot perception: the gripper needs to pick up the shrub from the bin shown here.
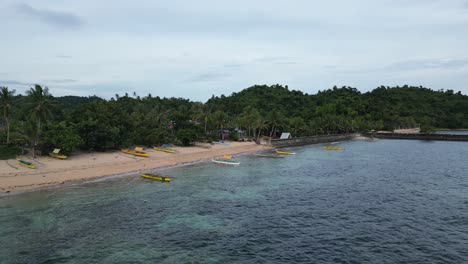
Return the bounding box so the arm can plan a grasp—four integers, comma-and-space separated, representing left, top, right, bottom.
176, 129, 197, 146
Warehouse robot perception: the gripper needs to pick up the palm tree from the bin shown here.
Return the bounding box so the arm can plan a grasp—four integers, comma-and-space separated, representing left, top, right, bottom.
26, 85, 56, 157
0, 87, 15, 144
213, 111, 228, 141
267, 110, 285, 138
255, 118, 269, 142
289, 117, 306, 137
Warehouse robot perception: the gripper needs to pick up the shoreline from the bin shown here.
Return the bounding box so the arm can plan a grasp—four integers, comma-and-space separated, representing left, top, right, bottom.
0, 142, 270, 197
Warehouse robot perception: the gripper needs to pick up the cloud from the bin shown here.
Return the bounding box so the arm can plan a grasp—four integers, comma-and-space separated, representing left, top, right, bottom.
43, 79, 78, 84
274, 61, 300, 65
188, 73, 231, 82
254, 57, 299, 65
385, 58, 468, 71
56, 55, 72, 59
15, 3, 83, 29
0, 80, 32, 86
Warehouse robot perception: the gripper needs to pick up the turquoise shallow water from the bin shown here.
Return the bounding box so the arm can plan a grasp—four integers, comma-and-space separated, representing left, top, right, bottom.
1, 140, 468, 263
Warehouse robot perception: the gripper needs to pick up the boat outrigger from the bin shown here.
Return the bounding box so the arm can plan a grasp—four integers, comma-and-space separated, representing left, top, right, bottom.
140, 173, 171, 182
212, 155, 240, 165
16, 158, 36, 169
153, 147, 176, 154
49, 149, 67, 159
275, 150, 296, 155
323, 146, 344, 150
121, 147, 150, 157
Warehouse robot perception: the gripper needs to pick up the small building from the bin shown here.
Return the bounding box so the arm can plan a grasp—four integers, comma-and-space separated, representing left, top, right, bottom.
280, 132, 292, 139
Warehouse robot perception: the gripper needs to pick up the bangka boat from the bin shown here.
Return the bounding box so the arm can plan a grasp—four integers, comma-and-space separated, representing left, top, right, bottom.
211, 158, 240, 165
253, 154, 284, 158
275, 150, 296, 155
140, 173, 171, 182
121, 149, 150, 157
49, 149, 68, 159
153, 147, 176, 154
16, 158, 36, 169
323, 146, 344, 150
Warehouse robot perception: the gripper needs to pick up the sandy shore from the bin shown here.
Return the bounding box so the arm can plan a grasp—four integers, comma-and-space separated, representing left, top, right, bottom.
0, 142, 270, 195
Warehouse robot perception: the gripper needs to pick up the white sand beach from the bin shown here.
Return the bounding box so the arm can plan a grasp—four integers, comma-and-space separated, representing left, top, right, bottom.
0, 142, 270, 195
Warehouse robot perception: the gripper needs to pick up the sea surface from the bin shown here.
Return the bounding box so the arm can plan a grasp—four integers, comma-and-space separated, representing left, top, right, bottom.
435, 130, 468, 135
1, 140, 468, 264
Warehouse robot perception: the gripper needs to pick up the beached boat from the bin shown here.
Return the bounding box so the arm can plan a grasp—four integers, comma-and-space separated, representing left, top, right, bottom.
140, 173, 171, 182
275, 150, 296, 155
16, 158, 36, 169
253, 154, 285, 158
121, 149, 150, 157
49, 149, 67, 159
212, 158, 240, 165
324, 146, 344, 150
153, 147, 176, 153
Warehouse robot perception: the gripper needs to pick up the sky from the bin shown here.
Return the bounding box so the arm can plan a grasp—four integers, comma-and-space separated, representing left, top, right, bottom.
1, 0, 468, 102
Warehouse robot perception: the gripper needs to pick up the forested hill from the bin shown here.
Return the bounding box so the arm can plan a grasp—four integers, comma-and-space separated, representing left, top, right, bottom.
206, 85, 468, 130
1, 84, 468, 154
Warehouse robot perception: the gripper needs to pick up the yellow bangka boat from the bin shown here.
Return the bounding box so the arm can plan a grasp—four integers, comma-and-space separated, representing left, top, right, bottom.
153, 147, 176, 154
140, 173, 171, 182
275, 150, 296, 155
324, 146, 344, 150
16, 158, 36, 169
49, 149, 68, 159
121, 148, 150, 157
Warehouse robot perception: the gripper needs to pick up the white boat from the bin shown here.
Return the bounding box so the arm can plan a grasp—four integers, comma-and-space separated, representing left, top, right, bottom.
211, 158, 240, 165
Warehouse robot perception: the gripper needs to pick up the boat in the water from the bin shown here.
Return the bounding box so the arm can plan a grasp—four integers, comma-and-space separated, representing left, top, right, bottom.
49, 149, 67, 159
254, 154, 284, 158
16, 158, 36, 169
153, 147, 176, 153
212, 156, 240, 165
140, 173, 171, 182
324, 146, 344, 150
121, 148, 150, 157
275, 150, 296, 155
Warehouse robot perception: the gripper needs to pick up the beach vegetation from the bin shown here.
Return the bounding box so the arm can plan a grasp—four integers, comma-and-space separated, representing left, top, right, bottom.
0, 145, 21, 159
0, 87, 15, 144
1, 83, 468, 157
177, 128, 197, 146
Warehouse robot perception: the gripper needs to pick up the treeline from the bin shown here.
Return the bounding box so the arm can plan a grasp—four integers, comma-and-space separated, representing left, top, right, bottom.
1, 84, 467, 156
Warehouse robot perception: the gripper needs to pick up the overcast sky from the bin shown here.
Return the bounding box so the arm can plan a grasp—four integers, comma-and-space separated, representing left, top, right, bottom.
1, 0, 468, 101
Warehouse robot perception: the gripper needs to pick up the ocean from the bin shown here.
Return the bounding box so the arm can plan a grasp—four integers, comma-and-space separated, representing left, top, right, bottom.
1, 139, 467, 263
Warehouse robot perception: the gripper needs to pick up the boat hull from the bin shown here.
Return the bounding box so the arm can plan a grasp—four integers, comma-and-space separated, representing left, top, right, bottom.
49, 153, 68, 159
154, 147, 176, 153
17, 158, 36, 169
275, 150, 296, 155
211, 159, 240, 165
323, 146, 344, 150
121, 149, 150, 157
140, 174, 171, 182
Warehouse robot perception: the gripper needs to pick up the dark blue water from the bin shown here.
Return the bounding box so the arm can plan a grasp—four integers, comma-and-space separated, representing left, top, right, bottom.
1, 140, 468, 264
435, 130, 468, 135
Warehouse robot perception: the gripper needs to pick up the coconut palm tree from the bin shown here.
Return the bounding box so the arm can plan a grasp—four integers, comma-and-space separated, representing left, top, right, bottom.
26, 85, 56, 157
255, 118, 269, 142
213, 111, 228, 141
0, 87, 15, 144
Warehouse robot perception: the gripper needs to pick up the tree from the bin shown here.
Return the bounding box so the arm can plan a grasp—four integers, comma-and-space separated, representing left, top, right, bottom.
289, 117, 306, 137
0, 87, 15, 144
25, 85, 56, 157
267, 110, 285, 138
213, 111, 228, 141
177, 128, 197, 146
42, 121, 82, 154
